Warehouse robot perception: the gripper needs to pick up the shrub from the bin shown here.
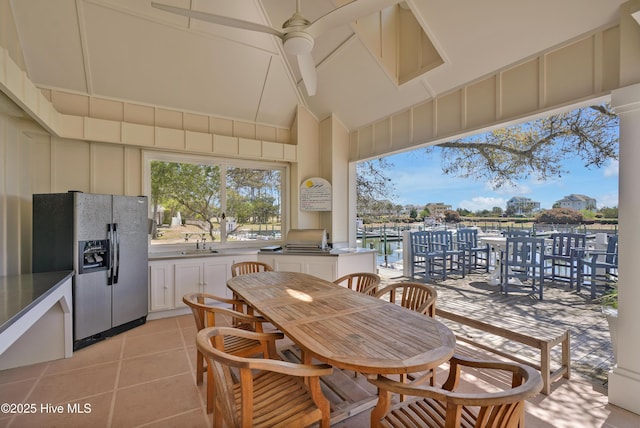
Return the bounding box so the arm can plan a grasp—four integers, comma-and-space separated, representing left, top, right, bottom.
444, 210, 461, 223
535, 208, 583, 224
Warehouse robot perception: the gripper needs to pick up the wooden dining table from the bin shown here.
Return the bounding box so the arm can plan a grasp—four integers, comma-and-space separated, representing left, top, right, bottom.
226, 271, 456, 376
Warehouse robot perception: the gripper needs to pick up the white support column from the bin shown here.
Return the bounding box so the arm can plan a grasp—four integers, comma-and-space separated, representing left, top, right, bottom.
608, 82, 640, 415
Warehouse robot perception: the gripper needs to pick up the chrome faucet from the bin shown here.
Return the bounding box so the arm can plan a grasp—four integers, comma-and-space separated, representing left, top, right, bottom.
195, 236, 207, 250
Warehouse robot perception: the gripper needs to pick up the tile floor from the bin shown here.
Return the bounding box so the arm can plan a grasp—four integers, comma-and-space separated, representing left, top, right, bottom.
1, 291, 640, 427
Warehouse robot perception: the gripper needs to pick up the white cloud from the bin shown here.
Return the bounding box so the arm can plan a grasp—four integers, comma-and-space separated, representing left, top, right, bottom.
597, 192, 619, 208
603, 159, 619, 177
484, 180, 531, 196
458, 196, 507, 212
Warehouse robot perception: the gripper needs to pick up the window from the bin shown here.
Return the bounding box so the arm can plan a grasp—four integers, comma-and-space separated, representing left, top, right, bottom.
144, 152, 287, 248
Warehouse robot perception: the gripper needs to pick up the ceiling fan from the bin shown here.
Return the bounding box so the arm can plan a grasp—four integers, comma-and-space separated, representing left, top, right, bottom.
151, 0, 400, 96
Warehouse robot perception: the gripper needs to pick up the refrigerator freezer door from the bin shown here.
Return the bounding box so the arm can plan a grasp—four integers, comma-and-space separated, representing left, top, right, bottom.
111, 196, 148, 327
74, 270, 112, 340
75, 193, 112, 242
74, 193, 113, 341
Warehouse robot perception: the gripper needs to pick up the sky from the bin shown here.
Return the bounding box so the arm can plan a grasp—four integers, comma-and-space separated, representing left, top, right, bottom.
381, 149, 619, 212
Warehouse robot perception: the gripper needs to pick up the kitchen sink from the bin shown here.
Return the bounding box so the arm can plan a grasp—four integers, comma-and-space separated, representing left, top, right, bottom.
178, 249, 218, 255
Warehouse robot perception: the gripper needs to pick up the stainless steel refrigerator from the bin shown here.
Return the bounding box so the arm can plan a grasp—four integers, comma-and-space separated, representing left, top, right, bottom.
32, 192, 148, 350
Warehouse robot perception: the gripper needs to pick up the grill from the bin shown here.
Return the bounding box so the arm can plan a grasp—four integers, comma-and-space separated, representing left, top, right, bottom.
283, 229, 329, 254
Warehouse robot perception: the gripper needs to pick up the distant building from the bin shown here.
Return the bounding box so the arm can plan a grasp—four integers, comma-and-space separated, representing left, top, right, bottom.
506, 196, 541, 216
425, 202, 452, 220
555, 194, 597, 211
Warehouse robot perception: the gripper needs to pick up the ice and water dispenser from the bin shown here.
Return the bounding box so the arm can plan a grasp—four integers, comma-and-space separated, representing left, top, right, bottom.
77, 239, 110, 274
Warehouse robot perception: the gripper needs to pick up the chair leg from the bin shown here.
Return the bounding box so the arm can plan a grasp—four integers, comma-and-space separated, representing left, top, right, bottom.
196, 350, 204, 385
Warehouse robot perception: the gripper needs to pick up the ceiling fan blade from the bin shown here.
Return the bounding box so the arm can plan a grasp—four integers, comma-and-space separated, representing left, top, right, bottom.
151, 2, 284, 39
306, 0, 401, 38
296, 53, 317, 96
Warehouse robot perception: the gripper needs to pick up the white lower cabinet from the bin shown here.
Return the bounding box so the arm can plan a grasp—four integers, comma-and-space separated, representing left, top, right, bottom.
149, 262, 174, 312
174, 260, 230, 308
148, 253, 257, 317
257, 251, 376, 282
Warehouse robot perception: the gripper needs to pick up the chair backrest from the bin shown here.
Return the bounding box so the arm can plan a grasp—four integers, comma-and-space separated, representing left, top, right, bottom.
230, 261, 273, 277
374, 282, 437, 317
456, 228, 479, 247
502, 230, 531, 238
410, 231, 430, 255
334, 272, 381, 295
197, 326, 332, 428
504, 237, 545, 266
428, 230, 454, 251
549, 232, 586, 256
183, 292, 220, 331
369, 354, 543, 428
197, 327, 278, 428
606, 234, 619, 265
183, 292, 258, 331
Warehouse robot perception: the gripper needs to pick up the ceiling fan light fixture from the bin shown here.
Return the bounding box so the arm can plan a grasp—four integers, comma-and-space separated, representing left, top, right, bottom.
283, 32, 314, 55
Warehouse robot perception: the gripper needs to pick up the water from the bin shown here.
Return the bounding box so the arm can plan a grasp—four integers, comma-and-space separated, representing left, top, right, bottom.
358, 237, 403, 267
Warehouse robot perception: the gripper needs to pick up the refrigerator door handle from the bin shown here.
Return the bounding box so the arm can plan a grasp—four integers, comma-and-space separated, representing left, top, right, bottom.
107, 223, 114, 285
113, 223, 120, 284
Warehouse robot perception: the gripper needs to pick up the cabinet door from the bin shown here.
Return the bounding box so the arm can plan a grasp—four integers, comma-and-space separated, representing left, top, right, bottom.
304, 260, 337, 281
174, 263, 203, 308
149, 263, 174, 312
203, 261, 229, 297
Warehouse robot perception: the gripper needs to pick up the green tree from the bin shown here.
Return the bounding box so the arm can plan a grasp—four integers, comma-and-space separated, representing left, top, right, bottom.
425, 104, 618, 187
151, 161, 221, 241
600, 206, 619, 218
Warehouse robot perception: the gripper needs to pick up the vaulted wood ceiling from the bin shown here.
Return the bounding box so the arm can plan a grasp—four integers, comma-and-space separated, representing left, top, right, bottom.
9, 0, 626, 131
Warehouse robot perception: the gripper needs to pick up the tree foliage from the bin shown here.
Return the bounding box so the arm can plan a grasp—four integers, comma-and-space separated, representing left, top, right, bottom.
425, 104, 618, 188
535, 208, 583, 224
356, 158, 397, 213
444, 210, 461, 223
151, 161, 221, 240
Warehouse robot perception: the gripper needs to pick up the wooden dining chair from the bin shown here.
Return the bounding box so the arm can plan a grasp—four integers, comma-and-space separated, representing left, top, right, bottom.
183, 292, 282, 413
369, 354, 543, 428
230, 260, 273, 277
229, 261, 274, 312
197, 326, 333, 428
374, 281, 437, 317
374, 281, 438, 391
333, 272, 381, 296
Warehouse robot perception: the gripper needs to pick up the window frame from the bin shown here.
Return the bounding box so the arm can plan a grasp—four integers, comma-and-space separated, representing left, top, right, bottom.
142, 150, 289, 250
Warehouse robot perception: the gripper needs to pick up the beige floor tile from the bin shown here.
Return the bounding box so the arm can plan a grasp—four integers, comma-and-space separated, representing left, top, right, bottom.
125, 316, 181, 338
0, 361, 47, 385
45, 336, 124, 375
111, 373, 201, 427
8, 391, 113, 428
0, 378, 37, 405
121, 329, 185, 359
27, 362, 119, 405
141, 408, 209, 428
175, 314, 196, 328
118, 348, 191, 388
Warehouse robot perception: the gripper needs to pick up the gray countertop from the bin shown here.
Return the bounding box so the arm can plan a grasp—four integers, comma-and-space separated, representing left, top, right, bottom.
0, 271, 74, 334
148, 248, 259, 261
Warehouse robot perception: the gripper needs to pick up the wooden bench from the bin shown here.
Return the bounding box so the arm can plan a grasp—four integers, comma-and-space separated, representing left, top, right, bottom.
436, 299, 570, 395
